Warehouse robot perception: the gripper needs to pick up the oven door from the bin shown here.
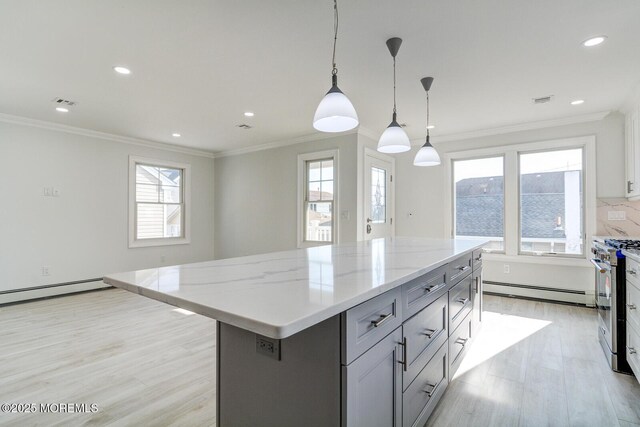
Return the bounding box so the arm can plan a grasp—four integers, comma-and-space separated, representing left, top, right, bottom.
592, 258, 615, 352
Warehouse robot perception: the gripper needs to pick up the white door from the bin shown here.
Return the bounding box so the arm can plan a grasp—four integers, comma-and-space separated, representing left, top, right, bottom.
364, 150, 394, 240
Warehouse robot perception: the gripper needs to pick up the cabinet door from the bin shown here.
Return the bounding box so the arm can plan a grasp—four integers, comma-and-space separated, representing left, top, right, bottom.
343, 327, 403, 427
626, 108, 640, 199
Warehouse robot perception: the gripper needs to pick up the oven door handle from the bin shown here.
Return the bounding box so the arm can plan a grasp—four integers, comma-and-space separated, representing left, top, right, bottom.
590, 258, 610, 273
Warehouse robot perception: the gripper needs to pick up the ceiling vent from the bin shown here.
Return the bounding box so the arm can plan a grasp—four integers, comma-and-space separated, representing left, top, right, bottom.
532, 95, 554, 104
51, 97, 78, 106
236, 124, 252, 129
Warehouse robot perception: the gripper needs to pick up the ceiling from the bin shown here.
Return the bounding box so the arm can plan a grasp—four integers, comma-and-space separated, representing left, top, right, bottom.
1, 0, 639, 153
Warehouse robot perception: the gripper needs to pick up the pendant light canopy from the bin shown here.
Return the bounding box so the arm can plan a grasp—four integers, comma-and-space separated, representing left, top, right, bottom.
313, 0, 358, 133
377, 37, 411, 154
414, 77, 441, 166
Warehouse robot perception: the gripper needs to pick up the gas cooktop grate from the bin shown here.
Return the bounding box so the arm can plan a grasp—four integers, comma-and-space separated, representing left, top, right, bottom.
604, 239, 640, 249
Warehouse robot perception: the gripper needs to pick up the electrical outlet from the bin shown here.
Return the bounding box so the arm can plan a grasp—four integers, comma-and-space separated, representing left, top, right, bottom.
608, 211, 626, 221
43, 187, 52, 197
256, 335, 280, 360
503, 264, 510, 274
41, 266, 50, 276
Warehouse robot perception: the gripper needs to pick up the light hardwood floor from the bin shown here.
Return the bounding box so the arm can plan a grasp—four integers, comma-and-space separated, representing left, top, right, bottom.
427, 295, 640, 427
0, 289, 216, 426
1, 289, 639, 426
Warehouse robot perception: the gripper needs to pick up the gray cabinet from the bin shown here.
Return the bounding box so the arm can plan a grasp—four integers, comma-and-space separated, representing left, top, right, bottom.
343, 327, 403, 427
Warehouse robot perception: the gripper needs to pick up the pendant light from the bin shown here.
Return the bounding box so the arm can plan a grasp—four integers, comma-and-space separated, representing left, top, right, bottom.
377, 37, 411, 154
313, 0, 358, 133
413, 77, 441, 166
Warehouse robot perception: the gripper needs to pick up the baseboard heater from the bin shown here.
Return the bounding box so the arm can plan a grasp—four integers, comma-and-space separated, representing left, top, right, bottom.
0, 278, 110, 305
483, 280, 591, 306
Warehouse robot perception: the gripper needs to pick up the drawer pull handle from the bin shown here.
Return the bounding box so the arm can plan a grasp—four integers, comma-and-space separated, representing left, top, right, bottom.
474, 255, 482, 262
424, 283, 445, 293
628, 304, 637, 310
423, 328, 440, 339
423, 378, 443, 397
455, 337, 468, 346
458, 266, 470, 272
455, 297, 470, 305
628, 269, 638, 276
628, 346, 637, 355
371, 312, 393, 328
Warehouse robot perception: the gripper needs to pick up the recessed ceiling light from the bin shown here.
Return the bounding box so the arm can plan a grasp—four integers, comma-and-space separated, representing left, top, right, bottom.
426, 125, 435, 129
583, 36, 607, 47
172, 133, 181, 138
55, 107, 69, 113
570, 99, 585, 105
113, 66, 131, 75
244, 112, 254, 117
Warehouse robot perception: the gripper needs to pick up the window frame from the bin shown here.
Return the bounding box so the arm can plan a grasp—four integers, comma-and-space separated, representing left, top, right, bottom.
452, 154, 506, 253
128, 156, 191, 248
297, 149, 339, 248
517, 146, 586, 258
444, 135, 595, 262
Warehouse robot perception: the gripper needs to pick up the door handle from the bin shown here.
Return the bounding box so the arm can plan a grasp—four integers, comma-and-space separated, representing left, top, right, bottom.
366, 217, 373, 223
628, 346, 637, 355
628, 269, 638, 276
397, 337, 407, 371
628, 303, 637, 310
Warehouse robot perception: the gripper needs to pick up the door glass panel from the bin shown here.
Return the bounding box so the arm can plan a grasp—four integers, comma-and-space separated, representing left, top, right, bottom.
371, 167, 386, 223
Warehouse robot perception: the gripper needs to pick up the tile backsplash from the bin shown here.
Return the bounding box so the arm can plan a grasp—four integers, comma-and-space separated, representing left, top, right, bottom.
596, 198, 640, 237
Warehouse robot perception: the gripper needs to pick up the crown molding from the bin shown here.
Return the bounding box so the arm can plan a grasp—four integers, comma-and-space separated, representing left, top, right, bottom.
214, 127, 361, 158
422, 111, 611, 145
0, 112, 216, 158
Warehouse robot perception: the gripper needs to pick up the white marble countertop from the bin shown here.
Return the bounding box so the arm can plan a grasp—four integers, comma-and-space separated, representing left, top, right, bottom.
104, 237, 487, 339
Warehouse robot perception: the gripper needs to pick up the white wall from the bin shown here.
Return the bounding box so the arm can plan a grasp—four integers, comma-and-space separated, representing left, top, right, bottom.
214, 133, 357, 259
0, 120, 215, 294
393, 112, 625, 304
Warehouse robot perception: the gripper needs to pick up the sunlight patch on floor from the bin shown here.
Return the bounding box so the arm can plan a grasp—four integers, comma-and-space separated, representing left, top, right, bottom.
453, 311, 552, 380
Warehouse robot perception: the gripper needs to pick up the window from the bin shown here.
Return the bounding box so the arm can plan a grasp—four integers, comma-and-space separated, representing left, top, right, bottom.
370, 167, 387, 224
453, 156, 505, 251
519, 148, 583, 255
298, 150, 338, 247
447, 136, 593, 259
129, 157, 190, 248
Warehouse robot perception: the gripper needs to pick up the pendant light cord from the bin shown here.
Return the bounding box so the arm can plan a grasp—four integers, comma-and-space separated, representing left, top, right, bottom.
393, 57, 397, 114
332, 0, 339, 75
426, 91, 430, 137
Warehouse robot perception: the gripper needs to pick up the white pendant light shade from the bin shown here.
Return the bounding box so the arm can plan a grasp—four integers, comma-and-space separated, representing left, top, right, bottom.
377, 117, 411, 153
313, 85, 359, 133
413, 138, 441, 166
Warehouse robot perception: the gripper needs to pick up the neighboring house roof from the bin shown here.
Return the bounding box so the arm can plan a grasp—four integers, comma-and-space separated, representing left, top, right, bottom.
308, 191, 333, 201
456, 171, 580, 239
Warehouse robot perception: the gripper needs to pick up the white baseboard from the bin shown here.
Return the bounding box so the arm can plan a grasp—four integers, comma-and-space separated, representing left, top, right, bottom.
0, 280, 110, 305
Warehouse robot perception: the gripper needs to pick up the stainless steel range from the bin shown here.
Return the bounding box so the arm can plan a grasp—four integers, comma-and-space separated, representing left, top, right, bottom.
591, 238, 639, 373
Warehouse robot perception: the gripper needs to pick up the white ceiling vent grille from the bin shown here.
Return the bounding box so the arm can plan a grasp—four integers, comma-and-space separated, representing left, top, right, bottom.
532, 95, 554, 104
236, 124, 252, 129
51, 98, 78, 106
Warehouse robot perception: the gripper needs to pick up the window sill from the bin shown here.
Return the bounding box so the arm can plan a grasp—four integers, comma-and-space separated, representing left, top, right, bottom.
129, 237, 190, 249
482, 252, 591, 268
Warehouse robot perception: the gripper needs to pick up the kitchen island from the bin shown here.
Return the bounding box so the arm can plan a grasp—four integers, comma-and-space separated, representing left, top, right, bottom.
104, 237, 486, 427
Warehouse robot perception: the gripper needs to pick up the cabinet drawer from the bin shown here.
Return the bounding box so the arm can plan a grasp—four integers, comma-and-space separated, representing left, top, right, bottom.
449, 312, 472, 380
449, 274, 473, 334
472, 249, 483, 271
627, 256, 640, 289
627, 280, 640, 333
448, 253, 472, 286
402, 293, 448, 389
342, 287, 403, 365
401, 265, 448, 320
402, 342, 448, 427
627, 322, 640, 384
